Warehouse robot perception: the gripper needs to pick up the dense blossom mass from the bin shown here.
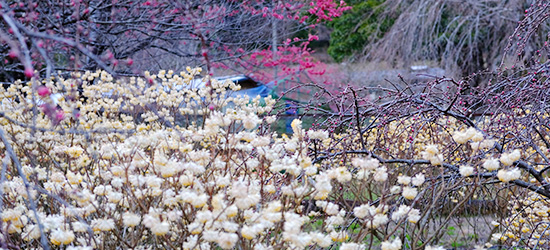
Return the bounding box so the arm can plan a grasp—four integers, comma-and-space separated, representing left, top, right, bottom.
0, 68, 548, 249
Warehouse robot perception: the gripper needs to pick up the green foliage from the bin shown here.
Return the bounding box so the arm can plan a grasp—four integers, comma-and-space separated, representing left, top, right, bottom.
404, 233, 424, 249
327, 0, 394, 62
446, 226, 456, 236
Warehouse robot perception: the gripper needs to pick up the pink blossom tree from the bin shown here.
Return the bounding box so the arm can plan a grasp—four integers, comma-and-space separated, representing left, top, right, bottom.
0, 0, 350, 84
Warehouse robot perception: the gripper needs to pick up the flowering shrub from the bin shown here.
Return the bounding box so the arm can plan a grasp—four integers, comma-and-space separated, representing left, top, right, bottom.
497, 192, 550, 248
0, 69, 407, 249
1, 68, 549, 249
295, 69, 550, 249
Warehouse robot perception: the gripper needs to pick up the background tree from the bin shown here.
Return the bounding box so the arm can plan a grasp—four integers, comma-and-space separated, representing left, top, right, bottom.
326, 0, 393, 62
327, 0, 546, 80
0, 0, 350, 81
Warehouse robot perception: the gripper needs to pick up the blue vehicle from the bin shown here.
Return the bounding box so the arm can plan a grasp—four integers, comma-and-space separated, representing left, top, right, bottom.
161, 74, 274, 100
215, 75, 272, 100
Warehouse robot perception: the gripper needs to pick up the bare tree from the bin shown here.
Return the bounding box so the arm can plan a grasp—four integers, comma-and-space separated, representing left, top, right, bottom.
356, 0, 547, 80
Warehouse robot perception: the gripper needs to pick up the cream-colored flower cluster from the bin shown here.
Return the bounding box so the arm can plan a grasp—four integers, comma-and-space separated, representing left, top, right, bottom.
327, 111, 547, 248
1, 69, 431, 249
420, 144, 443, 166
496, 193, 550, 248
4, 69, 547, 249
452, 127, 484, 144
0, 69, 308, 249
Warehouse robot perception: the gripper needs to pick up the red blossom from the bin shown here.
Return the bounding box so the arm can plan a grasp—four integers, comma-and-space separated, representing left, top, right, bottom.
37, 86, 51, 97
54, 110, 65, 125
24, 67, 34, 78
8, 50, 18, 58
